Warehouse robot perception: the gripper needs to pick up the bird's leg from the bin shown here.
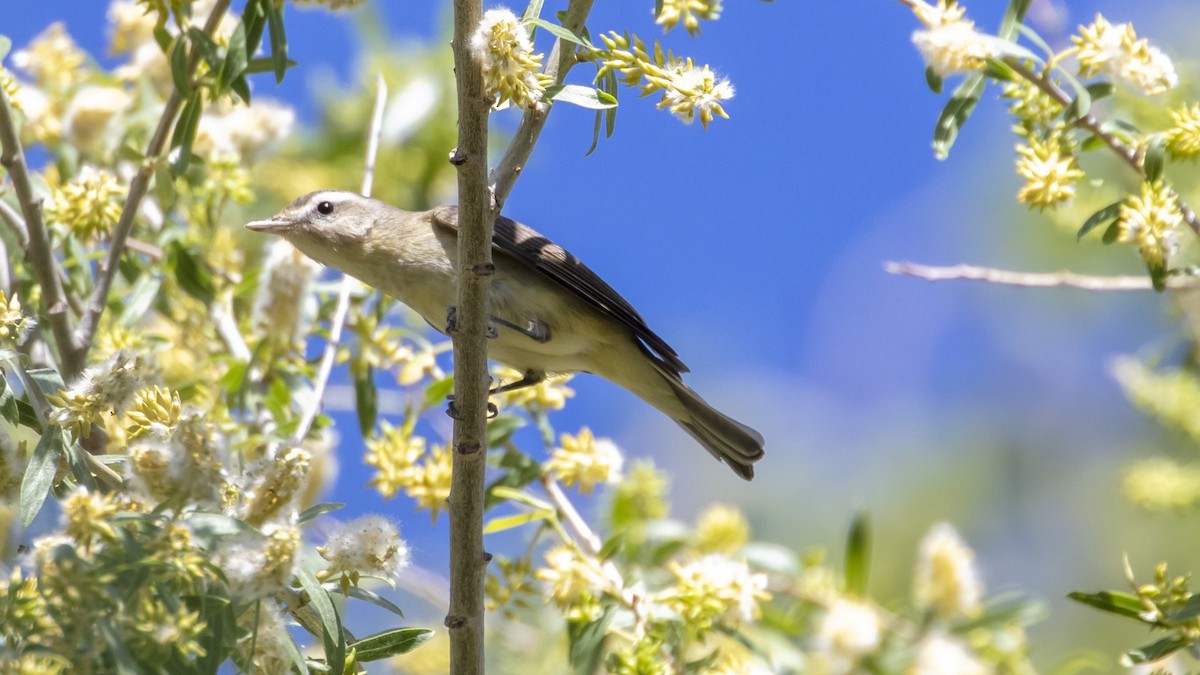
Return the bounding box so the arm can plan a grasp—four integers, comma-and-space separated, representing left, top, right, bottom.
445, 370, 544, 419
489, 316, 551, 343
445, 305, 498, 338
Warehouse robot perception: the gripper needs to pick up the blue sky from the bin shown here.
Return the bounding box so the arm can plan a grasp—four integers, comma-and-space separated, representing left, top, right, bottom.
11, 0, 1200, 662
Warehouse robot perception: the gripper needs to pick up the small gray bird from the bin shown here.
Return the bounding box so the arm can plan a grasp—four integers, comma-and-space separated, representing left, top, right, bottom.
246, 190, 764, 479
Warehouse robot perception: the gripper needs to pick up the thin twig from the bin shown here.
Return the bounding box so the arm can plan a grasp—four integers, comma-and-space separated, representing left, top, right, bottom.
540, 475, 601, 555
0, 77, 79, 374
72, 0, 233, 379
490, 0, 596, 210
884, 260, 1200, 290
290, 74, 388, 445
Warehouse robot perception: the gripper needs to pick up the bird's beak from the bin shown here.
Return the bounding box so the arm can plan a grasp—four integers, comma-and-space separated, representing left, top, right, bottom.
245, 216, 292, 234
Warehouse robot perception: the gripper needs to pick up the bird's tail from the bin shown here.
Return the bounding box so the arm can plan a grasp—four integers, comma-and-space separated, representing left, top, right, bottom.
663, 374, 765, 480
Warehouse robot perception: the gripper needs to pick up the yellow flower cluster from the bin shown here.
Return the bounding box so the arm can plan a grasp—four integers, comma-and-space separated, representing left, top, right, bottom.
1116, 180, 1182, 271
1124, 457, 1200, 511
494, 366, 574, 411
365, 419, 454, 520
656, 0, 722, 37
912, 523, 983, 619
535, 544, 609, 621
10, 23, 86, 89
664, 554, 769, 633
547, 427, 624, 494
1014, 133, 1084, 211
45, 167, 126, 241
1073, 15, 1177, 96
49, 349, 145, 438
239, 445, 312, 526
1165, 103, 1200, 161
125, 385, 182, 439
0, 291, 35, 345
598, 33, 734, 129
469, 8, 551, 110
909, 0, 997, 77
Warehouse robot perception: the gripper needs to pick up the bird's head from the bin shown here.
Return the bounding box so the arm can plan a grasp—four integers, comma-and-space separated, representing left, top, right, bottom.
245, 190, 380, 254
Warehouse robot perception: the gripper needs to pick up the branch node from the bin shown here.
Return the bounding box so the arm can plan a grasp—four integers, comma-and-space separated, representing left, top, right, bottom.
471, 262, 494, 277
449, 148, 468, 166
455, 438, 485, 455
481, 551, 493, 563
444, 615, 469, 630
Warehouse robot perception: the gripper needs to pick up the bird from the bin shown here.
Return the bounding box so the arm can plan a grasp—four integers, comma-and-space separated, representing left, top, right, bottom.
246, 190, 764, 479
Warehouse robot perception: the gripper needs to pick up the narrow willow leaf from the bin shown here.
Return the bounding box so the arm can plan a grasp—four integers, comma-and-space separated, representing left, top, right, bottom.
1167, 594, 1200, 623
299, 502, 345, 524
1143, 136, 1166, 183
924, 67, 943, 94
121, 273, 162, 325
22, 426, 64, 526
844, 511, 871, 596
345, 586, 405, 618
487, 414, 524, 446
26, 368, 65, 396
298, 566, 346, 675
170, 35, 192, 96
354, 364, 377, 437
218, 20, 249, 94
1086, 82, 1116, 102
545, 84, 617, 110
1077, 200, 1123, 241
483, 510, 550, 534
568, 610, 612, 675
0, 374, 17, 424
1101, 220, 1121, 245
267, 0, 288, 83
167, 240, 216, 305
245, 57, 298, 75
63, 440, 98, 491
1067, 590, 1150, 621
350, 628, 434, 662
1123, 636, 1190, 665
999, 0, 1032, 39
0, 36, 11, 61
933, 74, 986, 160
525, 17, 586, 46
170, 92, 203, 174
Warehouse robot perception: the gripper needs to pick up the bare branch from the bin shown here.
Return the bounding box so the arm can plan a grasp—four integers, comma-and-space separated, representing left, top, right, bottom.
0, 78, 80, 373
541, 475, 601, 555
884, 261, 1199, 290
291, 74, 389, 446
448, 0, 492, 671
490, 0, 596, 209
72, 0, 232, 379
0, 197, 29, 250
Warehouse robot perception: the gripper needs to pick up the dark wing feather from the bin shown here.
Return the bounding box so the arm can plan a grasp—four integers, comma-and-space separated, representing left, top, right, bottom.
431, 206, 688, 376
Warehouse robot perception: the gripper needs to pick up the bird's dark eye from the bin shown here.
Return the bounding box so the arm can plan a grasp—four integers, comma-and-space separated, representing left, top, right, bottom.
316, 201, 334, 215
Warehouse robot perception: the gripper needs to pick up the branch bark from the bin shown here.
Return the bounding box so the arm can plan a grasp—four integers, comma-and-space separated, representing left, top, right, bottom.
0, 81, 80, 374
448, 1, 492, 673
490, 0, 596, 209
884, 260, 1200, 290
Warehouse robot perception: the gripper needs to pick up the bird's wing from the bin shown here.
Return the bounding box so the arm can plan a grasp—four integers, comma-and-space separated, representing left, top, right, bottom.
430, 206, 688, 376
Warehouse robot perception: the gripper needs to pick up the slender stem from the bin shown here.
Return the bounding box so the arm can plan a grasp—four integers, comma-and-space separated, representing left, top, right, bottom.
0, 79, 80, 374
448, 0, 492, 671
490, 0, 596, 209
72, 0, 233, 379
0, 198, 29, 250
540, 476, 601, 555
884, 260, 1200, 290
291, 74, 389, 446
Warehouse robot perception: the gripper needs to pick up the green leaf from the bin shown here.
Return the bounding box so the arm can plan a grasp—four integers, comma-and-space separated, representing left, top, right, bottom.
586, 110, 603, 158
26, 368, 65, 396
154, 163, 176, 210
955, 593, 1048, 632
170, 35, 192, 96
1167, 594, 1200, 623
999, 0, 1032, 40
1101, 220, 1121, 245
1122, 636, 1190, 665
843, 512, 870, 596
483, 510, 550, 534
1143, 136, 1166, 183
924, 67, 943, 94
121, 273, 163, 326
218, 19, 249, 94
423, 376, 455, 408
484, 447, 543, 509
525, 17, 587, 47
166, 240, 216, 305
101, 618, 142, 675
982, 58, 1015, 82
245, 57, 298, 75
545, 84, 618, 110
354, 364, 378, 437
299, 502, 345, 524
1086, 82, 1116, 102
568, 610, 612, 675
170, 92, 203, 174
297, 566, 346, 675
345, 586, 405, 618
933, 74, 986, 160
242, 0, 268, 58
1076, 200, 1123, 241
63, 440, 98, 491
1063, 84, 1091, 122
0, 35, 12, 62
350, 628, 434, 662
1148, 259, 1169, 293
487, 414, 525, 446
0, 374, 18, 425
22, 425, 64, 526
1067, 590, 1151, 622
266, 0, 288, 83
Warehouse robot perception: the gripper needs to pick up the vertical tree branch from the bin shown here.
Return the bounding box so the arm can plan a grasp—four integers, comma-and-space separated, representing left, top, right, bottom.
72, 0, 232, 379
490, 0, 596, 209
0, 82, 80, 373
448, 1, 491, 673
